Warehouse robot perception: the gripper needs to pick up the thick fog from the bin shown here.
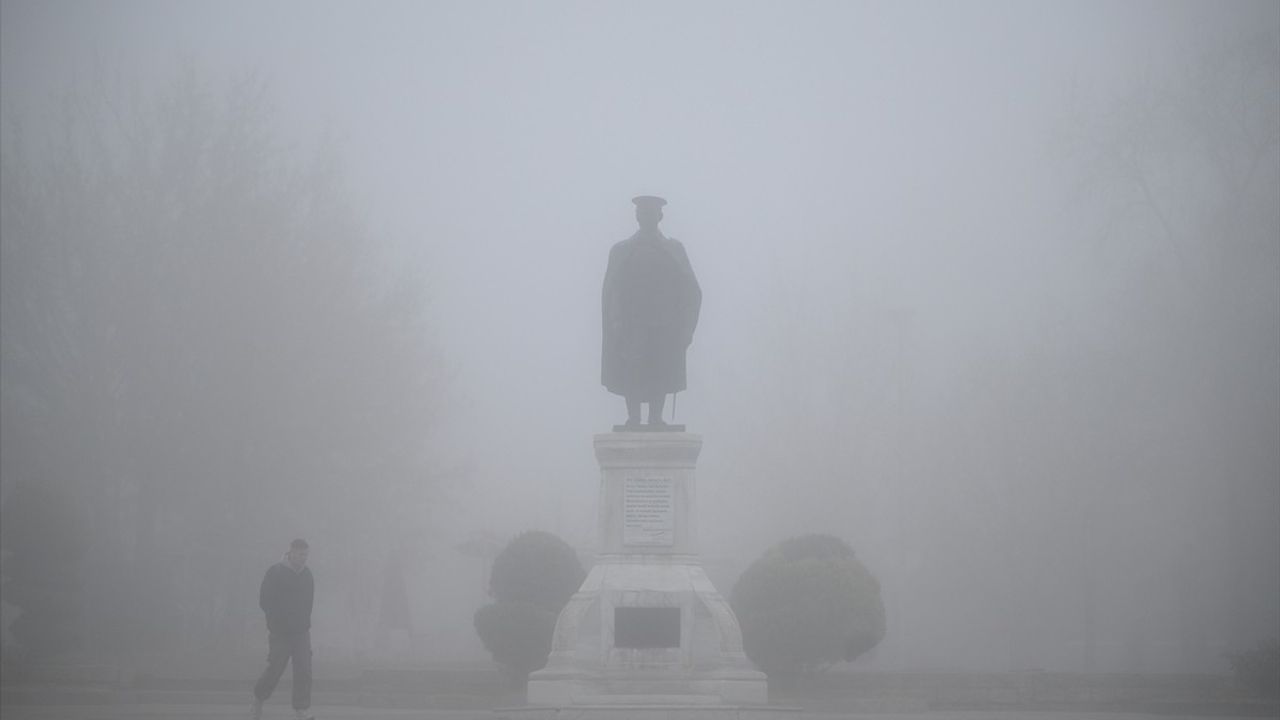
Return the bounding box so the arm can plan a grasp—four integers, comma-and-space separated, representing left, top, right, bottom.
2, 0, 1277, 675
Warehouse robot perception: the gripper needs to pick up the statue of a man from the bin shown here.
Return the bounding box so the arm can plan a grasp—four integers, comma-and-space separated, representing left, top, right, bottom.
601, 196, 702, 429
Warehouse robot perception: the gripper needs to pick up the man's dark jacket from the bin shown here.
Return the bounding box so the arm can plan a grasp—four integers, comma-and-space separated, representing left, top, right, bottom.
259, 562, 314, 636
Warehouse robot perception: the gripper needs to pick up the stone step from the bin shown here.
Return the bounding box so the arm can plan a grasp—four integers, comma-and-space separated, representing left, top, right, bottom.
574, 693, 722, 705
498, 705, 802, 720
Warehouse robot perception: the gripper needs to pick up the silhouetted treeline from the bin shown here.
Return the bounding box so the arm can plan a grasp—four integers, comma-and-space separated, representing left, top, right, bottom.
0, 67, 447, 659
713, 28, 1279, 673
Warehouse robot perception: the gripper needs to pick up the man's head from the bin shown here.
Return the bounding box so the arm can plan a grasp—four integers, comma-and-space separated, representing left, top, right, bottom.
287, 538, 309, 570
632, 195, 666, 232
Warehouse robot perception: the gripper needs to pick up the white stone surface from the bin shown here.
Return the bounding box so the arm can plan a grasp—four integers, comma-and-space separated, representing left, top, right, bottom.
596, 432, 702, 557
498, 705, 803, 720
526, 432, 775, 712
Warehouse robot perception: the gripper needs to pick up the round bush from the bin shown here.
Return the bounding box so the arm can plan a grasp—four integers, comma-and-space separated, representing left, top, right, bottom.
0, 482, 86, 662
1227, 637, 1280, 698
488, 530, 585, 611
474, 530, 585, 683
473, 601, 559, 684
731, 534, 885, 677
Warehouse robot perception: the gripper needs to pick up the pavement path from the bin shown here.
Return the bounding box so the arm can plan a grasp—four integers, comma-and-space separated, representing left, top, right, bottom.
0, 705, 1269, 720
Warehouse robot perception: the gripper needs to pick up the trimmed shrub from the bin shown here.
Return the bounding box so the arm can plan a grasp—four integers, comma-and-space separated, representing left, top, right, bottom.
731, 534, 885, 678
1227, 637, 1280, 698
488, 530, 586, 610
474, 531, 585, 684
474, 601, 559, 684
0, 482, 87, 664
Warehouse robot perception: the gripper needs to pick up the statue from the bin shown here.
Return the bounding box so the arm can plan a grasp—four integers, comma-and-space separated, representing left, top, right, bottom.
601, 196, 702, 430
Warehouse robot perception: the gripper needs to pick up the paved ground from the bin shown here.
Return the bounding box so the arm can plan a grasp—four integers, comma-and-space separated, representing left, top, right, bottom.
0, 705, 1270, 720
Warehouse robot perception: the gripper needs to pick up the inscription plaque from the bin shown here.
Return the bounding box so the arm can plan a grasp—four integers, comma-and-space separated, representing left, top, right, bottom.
615, 607, 681, 648
623, 477, 674, 546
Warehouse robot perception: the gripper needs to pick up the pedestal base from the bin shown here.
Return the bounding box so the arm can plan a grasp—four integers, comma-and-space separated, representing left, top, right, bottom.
527, 558, 768, 706
525, 432, 775, 713
612, 423, 687, 433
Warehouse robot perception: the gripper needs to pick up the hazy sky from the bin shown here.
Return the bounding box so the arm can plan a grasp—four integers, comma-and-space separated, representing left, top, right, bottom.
3, 0, 1277, 670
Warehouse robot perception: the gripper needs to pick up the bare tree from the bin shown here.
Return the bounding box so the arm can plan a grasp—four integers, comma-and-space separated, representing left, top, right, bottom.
1051, 26, 1280, 668
1, 66, 447, 660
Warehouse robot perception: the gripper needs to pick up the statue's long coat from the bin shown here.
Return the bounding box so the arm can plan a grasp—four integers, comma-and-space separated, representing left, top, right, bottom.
601, 231, 701, 398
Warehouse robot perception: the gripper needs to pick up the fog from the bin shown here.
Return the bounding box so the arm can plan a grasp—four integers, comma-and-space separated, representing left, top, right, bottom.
2, 0, 1277, 677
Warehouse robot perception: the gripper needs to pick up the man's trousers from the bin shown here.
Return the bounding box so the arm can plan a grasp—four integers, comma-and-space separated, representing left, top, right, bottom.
253, 631, 312, 710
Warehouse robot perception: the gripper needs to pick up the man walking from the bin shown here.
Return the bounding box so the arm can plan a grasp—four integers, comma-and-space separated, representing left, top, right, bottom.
253, 539, 315, 720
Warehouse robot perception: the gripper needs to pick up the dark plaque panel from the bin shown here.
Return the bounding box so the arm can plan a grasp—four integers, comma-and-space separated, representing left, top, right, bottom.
614, 606, 680, 649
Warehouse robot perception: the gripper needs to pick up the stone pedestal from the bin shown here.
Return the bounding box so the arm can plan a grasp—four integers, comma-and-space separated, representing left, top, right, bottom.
509, 433, 795, 719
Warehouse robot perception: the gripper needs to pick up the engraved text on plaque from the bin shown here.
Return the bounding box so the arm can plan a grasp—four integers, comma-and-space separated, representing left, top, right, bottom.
623, 477, 674, 546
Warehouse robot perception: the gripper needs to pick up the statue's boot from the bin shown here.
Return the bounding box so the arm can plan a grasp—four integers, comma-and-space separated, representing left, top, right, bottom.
646, 395, 667, 427
624, 397, 643, 428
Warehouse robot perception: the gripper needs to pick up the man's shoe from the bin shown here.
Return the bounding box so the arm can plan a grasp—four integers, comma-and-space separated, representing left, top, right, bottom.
251, 697, 264, 720
294, 709, 315, 720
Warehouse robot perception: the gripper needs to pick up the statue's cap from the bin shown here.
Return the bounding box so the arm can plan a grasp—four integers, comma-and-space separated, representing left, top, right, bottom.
631, 195, 667, 210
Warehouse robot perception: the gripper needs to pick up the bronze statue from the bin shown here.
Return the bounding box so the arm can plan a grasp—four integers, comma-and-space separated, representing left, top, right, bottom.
601, 196, 701, 430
